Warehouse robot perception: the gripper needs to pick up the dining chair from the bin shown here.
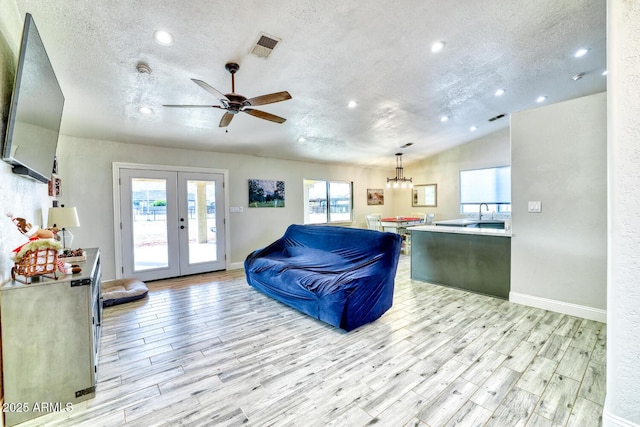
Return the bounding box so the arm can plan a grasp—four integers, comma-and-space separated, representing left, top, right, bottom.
411, 212, 427, 223
365, 214, 382, 231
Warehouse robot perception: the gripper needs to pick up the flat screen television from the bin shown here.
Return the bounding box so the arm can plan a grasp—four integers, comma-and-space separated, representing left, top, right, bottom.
2, 13, 64, 183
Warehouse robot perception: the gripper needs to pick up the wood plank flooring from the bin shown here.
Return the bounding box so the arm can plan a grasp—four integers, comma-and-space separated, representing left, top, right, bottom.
18, 255, 605, 427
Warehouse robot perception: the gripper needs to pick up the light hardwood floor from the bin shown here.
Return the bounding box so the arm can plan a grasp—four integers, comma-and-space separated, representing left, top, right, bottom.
20, 255, 605, 427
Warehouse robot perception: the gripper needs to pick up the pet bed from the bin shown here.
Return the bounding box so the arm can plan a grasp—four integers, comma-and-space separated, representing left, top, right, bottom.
101, 278, 148, 307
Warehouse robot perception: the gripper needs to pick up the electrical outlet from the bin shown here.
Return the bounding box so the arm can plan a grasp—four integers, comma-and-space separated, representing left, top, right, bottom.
528, 201, 542, 213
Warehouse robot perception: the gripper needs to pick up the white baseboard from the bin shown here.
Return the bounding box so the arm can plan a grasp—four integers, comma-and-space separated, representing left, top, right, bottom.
603, 406, 640, 427
509, 291, 606, 323
229, 261, 244, 270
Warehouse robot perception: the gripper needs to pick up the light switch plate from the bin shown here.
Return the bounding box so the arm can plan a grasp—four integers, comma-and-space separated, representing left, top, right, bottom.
230, 206, 244, 213
528, 201, 542, 213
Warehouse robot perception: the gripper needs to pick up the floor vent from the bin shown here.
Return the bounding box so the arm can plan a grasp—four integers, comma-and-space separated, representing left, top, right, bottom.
250, 33, 281, 58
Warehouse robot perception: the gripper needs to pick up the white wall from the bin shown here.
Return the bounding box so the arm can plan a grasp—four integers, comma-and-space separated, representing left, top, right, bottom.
403, 127, 511, 221
0, 2, 53, 286
55, 135, 396, 280
510, 92, 607, 321
605, 0, 640, 425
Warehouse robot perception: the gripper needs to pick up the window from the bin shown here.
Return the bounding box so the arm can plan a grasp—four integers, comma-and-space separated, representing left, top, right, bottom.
304, 179, 353, 224
460, 166, 511, 214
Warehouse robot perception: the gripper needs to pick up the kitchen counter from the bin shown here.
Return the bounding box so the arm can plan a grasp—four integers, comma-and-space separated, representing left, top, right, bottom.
433, 218, 509, 230
410, 226, 511, 298
410, 224, 512, 237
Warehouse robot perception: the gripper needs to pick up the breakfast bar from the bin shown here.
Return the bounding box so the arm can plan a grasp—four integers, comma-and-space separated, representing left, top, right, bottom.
410, 225, 512, 299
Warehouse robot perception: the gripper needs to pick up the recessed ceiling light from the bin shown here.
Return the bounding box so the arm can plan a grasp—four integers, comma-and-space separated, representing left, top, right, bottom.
139, 106, 153, 114
602, 70, 608, 76
494, 88, 506, 97
536, 96, 547, 103
154, 30, 174, 46
440, 115, 449, 123
347, 100, 358, 108
470, 126, 478, 131
297, 137, 306, 143
431, 41, 445, 53
574, 48, 589, 58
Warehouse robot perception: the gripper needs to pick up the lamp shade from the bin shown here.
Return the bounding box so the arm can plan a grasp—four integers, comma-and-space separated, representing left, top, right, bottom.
47, 207, 80, 229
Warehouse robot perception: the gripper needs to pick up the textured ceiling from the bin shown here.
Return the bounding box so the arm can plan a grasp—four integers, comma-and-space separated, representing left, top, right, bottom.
13, 0, 606, 167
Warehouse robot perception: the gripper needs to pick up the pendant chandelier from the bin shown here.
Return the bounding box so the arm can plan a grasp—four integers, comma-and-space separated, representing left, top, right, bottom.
386, 153, 413, 189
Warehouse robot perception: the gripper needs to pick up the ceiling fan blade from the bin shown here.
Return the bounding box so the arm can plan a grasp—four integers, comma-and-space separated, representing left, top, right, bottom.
163, 104, 224, 108
243, 108, 287, 124
191, 79, 230, 102
219, 112, 235, 127
245, 91, 292, 107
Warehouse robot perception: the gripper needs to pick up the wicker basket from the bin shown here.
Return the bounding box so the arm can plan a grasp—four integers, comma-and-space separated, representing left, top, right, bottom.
11, 247, 59, 284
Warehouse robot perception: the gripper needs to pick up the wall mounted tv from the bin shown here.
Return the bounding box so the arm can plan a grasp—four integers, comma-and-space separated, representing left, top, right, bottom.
2, 13, 64, 183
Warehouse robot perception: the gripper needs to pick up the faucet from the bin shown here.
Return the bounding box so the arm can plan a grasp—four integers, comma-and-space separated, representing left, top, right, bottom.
479, 203, 489, 220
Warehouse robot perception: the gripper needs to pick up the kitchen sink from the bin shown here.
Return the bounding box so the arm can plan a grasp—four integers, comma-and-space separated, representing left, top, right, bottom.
464, 220, 505, 229
434, 218, 506, 229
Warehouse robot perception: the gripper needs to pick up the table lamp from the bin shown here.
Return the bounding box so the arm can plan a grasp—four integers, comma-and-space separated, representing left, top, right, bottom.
47, 206, 80, 249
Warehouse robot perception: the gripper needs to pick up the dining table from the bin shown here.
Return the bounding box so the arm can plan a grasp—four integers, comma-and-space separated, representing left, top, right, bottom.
379, 217, 424, 234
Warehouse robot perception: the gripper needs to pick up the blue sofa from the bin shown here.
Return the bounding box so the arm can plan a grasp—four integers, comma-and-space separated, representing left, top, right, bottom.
244, 224, 402, 331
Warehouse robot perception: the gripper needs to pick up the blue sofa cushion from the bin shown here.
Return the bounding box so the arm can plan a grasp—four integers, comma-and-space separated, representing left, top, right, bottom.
244, 224, 402, 331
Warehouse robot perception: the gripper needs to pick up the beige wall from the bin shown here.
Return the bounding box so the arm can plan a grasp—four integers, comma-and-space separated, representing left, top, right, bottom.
56, 135, 397, 280
403, 127, 511, 221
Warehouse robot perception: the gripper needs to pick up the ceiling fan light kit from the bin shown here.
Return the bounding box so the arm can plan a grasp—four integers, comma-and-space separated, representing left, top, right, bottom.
163, 62, 291, 128
136, 62, 152, 74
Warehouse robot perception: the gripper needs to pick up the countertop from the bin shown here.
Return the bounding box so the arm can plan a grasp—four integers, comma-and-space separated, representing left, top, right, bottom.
409, 224, 513, 238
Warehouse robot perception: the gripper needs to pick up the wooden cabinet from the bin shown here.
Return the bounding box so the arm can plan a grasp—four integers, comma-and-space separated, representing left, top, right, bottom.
0, 248, 102, 426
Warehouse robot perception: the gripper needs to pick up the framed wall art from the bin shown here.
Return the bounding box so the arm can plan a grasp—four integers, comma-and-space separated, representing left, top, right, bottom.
367, 188, 384, 205
248, 179, 285, 208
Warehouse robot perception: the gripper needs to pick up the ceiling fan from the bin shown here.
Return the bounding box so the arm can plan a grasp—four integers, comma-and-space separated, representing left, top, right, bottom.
163, 62, 292, 127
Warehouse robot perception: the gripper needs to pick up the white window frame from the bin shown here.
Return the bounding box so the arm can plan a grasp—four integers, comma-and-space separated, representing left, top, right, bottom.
304, 179, 353, 224
459, 166, 511, 215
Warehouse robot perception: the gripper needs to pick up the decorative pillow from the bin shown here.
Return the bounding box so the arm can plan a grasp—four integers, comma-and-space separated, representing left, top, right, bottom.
101, 278, 148, 307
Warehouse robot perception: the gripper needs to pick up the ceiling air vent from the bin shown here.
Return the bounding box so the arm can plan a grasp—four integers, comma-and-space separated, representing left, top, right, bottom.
250, 33, 281, 58
488, 113, 506, 122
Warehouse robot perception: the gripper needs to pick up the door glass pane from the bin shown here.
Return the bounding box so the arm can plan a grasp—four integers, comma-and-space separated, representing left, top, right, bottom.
186, 180, 217, 264
131, 178, 169, 271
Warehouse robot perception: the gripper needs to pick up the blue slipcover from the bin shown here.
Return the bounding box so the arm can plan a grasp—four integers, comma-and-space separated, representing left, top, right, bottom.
244, 224, 402, 331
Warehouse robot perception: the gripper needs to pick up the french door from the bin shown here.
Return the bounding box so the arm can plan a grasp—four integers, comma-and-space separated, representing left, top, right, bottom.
119, 168, 226, 281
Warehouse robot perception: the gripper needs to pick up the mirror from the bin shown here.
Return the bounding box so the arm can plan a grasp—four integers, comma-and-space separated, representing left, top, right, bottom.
412, 184, 437, 207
